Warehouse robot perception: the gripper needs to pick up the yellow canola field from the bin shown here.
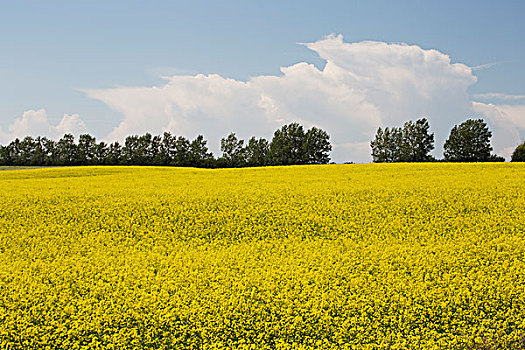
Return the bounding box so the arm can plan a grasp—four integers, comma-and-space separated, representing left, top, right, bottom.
0, 164, 524, 349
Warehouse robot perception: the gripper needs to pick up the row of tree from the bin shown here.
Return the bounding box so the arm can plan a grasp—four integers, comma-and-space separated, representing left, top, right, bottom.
2, 118, 523, 166
0, 123, 332, 167
370, 119, 435, 162
370, 118, 516, 162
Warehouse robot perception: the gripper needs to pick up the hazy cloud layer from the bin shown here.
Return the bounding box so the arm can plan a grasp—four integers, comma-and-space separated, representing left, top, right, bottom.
473, 93, 525, 102
77, 35, 525, 161
0, 109, 87, 144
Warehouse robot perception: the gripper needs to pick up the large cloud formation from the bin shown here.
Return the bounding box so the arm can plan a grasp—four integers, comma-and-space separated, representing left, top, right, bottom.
0, 109, 87, 144
80, 34, 523, 161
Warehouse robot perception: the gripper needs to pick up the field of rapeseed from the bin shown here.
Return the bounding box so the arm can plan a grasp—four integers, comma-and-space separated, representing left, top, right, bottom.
0, 164, 524, 349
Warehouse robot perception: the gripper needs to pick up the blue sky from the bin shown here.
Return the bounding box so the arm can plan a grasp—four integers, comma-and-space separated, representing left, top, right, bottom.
1, 0, 524, 161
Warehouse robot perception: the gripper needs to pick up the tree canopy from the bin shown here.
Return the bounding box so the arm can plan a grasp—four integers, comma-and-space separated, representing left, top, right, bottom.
269, 123, 332, 165
511, 142, 525, 162
443, 119, 493, 162
303, 127, 332, 165
220, 133, 246, 167
269, 123, 307, 165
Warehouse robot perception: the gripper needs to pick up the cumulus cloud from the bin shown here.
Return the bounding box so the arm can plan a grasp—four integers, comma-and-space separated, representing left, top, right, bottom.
0, 109, 88, 144
84, 34, 523, 162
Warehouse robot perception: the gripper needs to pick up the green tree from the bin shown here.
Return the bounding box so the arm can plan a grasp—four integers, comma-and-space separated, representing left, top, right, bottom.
270, 123, 306, 165
244, 137, 270, 166
159, 132, 177, 165
173, 136, 191, 166
149, 134, 163, 165
19, 136, 37, 165
370, 127, 387, 163
511, 142, 525, 162
371, 118, 434, 163
9, 138, 23, 165
121, 133, 155, 165
0, 145, 8, 165
303, 127, 332, 164
370, 126, 403, 163
398, 118, 434, 162
77, 134, 97, 164
94, 142, 108, 164
220, 133, 246, 167
29, 137, 50, 165
189, 135, 213, 167
122, 135, 139, 164
106, 142, 122, 165
56, 134, 77, 165
42, 138, 57, 165
444, 119, 493, 162
137, 133, 155, 165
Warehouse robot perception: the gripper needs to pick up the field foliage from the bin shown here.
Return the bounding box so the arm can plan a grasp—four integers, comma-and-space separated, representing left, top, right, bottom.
0, 164, 524, 349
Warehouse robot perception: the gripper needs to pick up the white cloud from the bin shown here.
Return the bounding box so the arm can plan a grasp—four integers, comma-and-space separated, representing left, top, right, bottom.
84, 34, 523, 162
0, 109, 88, 144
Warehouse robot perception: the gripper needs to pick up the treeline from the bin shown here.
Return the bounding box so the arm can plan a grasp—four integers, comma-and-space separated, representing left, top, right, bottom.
3, 117, 523, 166
370, 118, 518, 162
0, 123, 332, 167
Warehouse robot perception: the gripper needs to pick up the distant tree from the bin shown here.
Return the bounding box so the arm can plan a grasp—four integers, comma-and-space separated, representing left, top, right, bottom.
122, 135, 138, 165
0, 145, 8, 165
370, 127, 402, 163
149, 134, 163, 165
41, 138, 56, 165
303, 126, 332, 164
8, 139, 23, 165
137, 133, 155, 165
370, 127, 387, 162
159, 132, 177, 165
106, 142, 122, 165
189, 135, 213, 167
220, 133, 246, 167
18, 136, 37, 165
398, 118, 434, 162
488, 154, 505, 162
244, 137, 270, 166
124, 133, 157, 165
77, 134, 98, 164
270, 123, 306, 165
173, 136, 191, 166
28, 137, 49, 165
56, 134, 77, 165
444, 119, 493, 162
93, 142, 108, 164
511, 142, 525, 162
371, 118, 433, 162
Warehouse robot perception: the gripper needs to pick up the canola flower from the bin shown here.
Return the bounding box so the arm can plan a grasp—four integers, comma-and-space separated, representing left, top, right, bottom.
0, 163, 524, 349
